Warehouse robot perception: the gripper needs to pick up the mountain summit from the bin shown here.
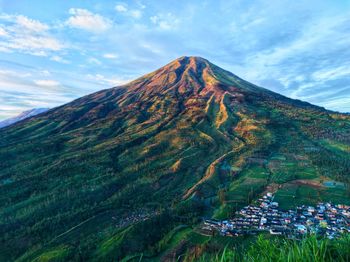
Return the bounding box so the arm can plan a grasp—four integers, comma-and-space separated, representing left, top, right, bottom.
128, 56, 243, 97
117, 56, 266, 99
0, 57, 349, 261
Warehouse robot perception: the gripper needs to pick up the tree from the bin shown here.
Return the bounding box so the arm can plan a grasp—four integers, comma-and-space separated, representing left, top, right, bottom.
218, 188, 226, 205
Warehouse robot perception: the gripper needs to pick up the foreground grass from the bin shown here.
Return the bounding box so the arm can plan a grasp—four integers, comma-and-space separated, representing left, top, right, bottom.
192, 235, 350, 262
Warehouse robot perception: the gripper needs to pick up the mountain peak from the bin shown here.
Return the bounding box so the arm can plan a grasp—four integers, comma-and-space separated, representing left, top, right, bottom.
172, 55, 209, 64
167, 56, 213, 73
156, 55, 211, 75
127, 56, 243, 100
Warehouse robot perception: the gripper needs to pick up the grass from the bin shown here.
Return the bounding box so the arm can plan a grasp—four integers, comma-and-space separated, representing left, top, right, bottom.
269, 158, 319, 184
239, 166, 269, 179
192, 234, 350, 262
156, 225, 192, 253
95, 226, 131, 259
18, 246, 71, 262
321, 139, 350, 153
32, 247, 70, 262
274, 184, 319, 209
212, 164, 268, 219
274, 184, 350, 210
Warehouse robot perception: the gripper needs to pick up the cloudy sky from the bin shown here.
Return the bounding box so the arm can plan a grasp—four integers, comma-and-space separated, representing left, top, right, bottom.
0, 0, 349, 119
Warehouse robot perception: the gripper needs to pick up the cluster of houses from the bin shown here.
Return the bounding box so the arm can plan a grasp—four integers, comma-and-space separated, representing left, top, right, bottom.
113, 209, 159, 228
201, 193, 350, 239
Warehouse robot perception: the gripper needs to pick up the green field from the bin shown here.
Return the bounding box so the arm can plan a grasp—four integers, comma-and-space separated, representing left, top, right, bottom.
274, 184, 350, 210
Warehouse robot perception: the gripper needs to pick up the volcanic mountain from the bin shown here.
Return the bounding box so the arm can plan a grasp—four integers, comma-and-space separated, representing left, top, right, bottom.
0, 56, 349, 261
0, 108, 49, 129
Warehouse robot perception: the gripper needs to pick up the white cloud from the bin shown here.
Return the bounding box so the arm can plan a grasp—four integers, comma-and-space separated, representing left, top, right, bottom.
8, 35, 62, 52
15, 15, 49, 32
222, 11, 350, 112
130, 10, 142, 19
0, 70, 63, 119
115, 4, 128, 12
50, 55, 70, 64
0, 63, 110, 120
322, 96, 350, 110
87, 57, 102, 65
0, 26, 7, 36
311, 66, 350, 82
34, 79, 60, 87
40, 70, 51, 76
66, 8, 112, 33
115, 3, 142, 19
87, 73, 130, 86
150, 13, 179, 30
103, 53, 119, 59
0, 14, 64, 56
137, 2, 146, 9
0, 69, 31, 78
150, 16, 158, 24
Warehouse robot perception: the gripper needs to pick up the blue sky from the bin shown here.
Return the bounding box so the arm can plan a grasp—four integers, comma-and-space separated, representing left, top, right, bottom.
0, 0, 349, 119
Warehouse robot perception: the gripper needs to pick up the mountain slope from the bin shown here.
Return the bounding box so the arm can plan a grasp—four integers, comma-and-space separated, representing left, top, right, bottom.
0, 56, 349, 261
0, 108, 49, 129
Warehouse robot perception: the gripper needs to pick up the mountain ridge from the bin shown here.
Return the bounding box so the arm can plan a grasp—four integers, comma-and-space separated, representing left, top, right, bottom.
0, 108, 49, 129
15, 56, 325, 136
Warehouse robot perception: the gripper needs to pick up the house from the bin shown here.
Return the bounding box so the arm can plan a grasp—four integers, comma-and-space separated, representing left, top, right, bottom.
308, 206, 315, 213
260, 202, 269, 208
271, 202, 279, 208
270, 228, 283, 235
260, 217, 267, 224
295, 224, 307, 234
204, 219, 221, 226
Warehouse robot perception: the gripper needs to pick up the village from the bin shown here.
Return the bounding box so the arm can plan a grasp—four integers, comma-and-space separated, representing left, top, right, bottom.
201, 193, 350, 239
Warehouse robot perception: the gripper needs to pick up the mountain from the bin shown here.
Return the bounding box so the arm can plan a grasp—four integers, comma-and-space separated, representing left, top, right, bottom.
0, 56, 349, 261
0, 108, 49, 129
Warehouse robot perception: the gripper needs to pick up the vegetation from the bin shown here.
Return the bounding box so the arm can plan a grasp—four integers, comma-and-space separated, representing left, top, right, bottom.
191, 235, 350, 262
0, 56, 349, 261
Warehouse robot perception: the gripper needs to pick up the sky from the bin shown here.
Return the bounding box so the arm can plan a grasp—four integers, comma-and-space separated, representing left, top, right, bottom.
0, 0, 349, 120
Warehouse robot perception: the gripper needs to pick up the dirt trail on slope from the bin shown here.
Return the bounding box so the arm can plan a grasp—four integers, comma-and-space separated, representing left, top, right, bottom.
183, 150, 235, 199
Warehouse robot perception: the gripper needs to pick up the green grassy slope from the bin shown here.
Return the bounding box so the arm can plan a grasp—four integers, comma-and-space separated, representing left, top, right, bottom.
0, 56, 349, 261
191, 234, 350, 262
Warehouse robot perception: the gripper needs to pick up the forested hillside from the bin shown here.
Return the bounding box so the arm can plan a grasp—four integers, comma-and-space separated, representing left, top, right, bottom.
0, 56, 349, 261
